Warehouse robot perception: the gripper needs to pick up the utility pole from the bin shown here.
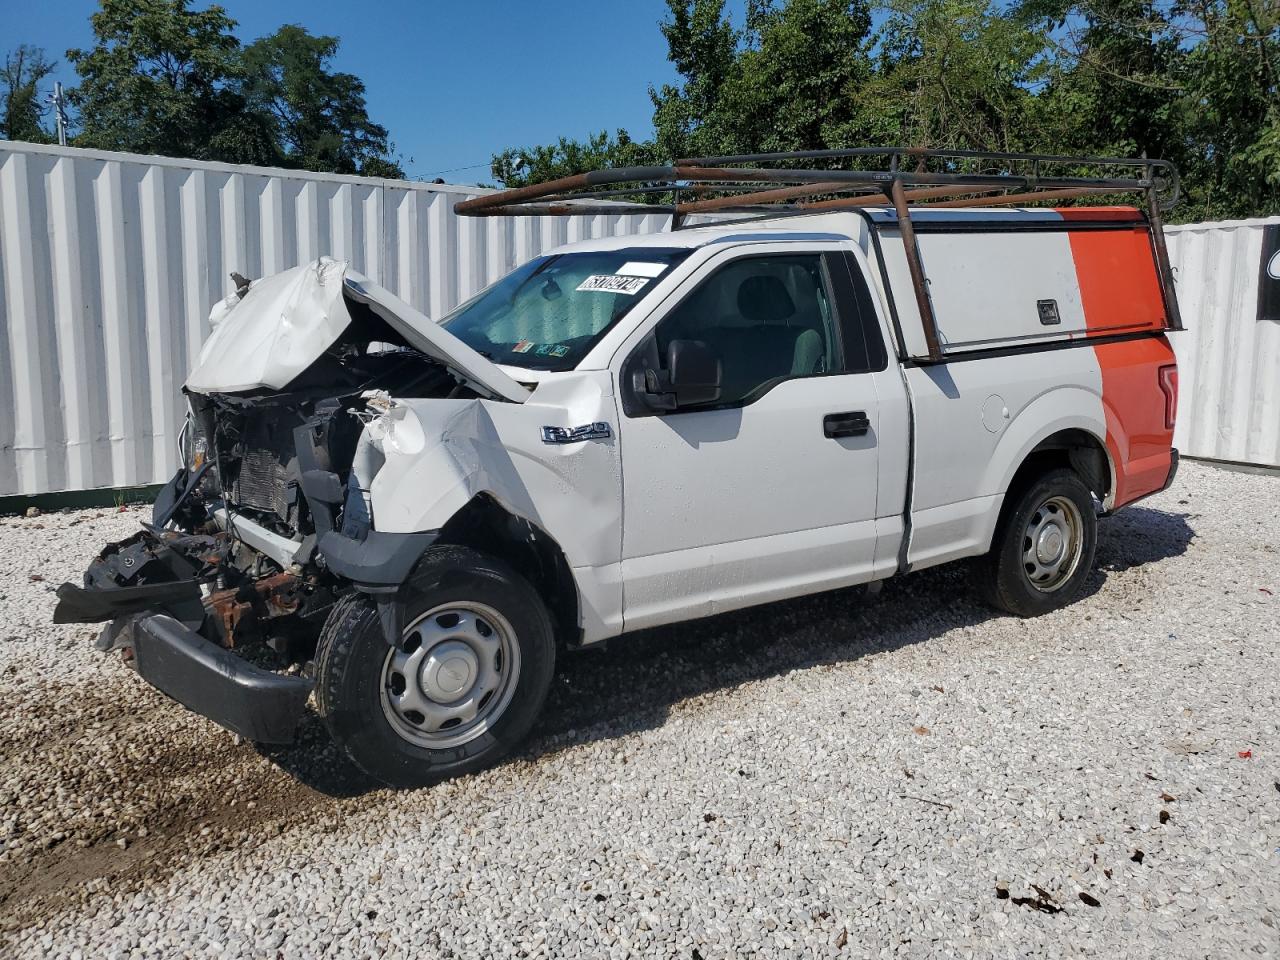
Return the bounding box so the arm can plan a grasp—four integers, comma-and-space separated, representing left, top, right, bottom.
48, 81, 68, 146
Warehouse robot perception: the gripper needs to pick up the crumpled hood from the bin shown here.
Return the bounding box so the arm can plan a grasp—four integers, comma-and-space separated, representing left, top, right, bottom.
185, 257, 529, 403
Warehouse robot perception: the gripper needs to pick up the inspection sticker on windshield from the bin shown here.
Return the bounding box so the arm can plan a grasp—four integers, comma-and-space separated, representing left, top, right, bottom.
576, 274, 649, 295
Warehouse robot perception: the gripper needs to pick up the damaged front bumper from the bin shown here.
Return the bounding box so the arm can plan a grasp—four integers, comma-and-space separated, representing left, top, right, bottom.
53, 508, 439, 744
53, 526, 320, 744
53, 578, 203, 625
97, 612, 313, 744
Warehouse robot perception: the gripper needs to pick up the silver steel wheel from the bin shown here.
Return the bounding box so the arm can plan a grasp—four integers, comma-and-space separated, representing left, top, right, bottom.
1021, 495, 1084, 592
379, 602, 521, 749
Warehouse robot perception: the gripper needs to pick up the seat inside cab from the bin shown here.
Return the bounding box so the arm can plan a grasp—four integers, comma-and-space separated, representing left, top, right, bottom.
657, 255, 838, 405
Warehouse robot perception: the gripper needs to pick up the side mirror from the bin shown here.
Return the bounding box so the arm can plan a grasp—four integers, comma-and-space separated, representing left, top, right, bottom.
630, 339, 722, 413
667, 339, 721, 407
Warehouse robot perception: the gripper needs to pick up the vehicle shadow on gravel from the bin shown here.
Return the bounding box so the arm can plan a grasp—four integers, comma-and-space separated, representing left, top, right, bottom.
1093, 504, 1195, 574
262, 505, 1194, 796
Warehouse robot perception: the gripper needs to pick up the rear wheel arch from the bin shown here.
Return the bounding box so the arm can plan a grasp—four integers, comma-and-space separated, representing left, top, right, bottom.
981, 426, 1112, 557
434, 493, 581, 647
985, 401, 1114, 498
1009, 428, 1113, 503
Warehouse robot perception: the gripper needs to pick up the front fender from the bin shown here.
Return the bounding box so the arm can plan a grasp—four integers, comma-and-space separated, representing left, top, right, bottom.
363, 392, 622, 572
366, 400, 502, 534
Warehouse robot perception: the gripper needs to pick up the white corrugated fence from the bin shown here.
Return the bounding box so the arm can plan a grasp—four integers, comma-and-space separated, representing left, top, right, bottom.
1166, 217, 1280, 468
0, 141, 669, 497
1, 140, 1277, 498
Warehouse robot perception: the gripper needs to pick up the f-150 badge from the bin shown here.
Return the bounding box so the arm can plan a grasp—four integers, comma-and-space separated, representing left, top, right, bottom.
541, 423, 612, 444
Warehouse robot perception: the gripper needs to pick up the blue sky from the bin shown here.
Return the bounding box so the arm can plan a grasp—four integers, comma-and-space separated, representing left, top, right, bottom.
6, 0, 751, 184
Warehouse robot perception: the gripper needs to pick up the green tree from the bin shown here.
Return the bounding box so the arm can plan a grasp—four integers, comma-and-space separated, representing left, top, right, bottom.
1179, 0, 1280, 218
492, 0, 1277, 219
65, 1, 403, 175
487, 0, 740, 185
492, 0, 878, 181
649, 0, 878, 157
734, 0, 875, 152
65, 0, 266, 161
2, 45, 56, 142
238, 24, 402, 177
1021, 0, 1279, 219
649, 0, 741, 157
1019, 1, 1189, 174
853, 0, 1049, 152
490, 129, 655, 187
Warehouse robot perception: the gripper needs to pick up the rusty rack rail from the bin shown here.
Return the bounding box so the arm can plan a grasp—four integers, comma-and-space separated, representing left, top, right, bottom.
454, 147, 1182, 361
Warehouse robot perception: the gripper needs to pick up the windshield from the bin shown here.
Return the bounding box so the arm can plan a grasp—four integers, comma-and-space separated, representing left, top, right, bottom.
440, 247, 692, 371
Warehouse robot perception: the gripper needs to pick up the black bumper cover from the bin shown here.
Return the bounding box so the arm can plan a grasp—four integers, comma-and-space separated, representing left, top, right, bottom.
55, 514, 436, 744
1160, 448, 1180, 493
127, 613, 313, 744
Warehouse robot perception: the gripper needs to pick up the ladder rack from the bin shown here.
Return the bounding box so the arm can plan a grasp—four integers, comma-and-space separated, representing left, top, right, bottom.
454, 147, 1183, 361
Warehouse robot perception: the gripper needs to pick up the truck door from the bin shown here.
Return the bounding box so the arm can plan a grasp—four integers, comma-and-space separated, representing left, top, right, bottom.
616, 245, 894, 632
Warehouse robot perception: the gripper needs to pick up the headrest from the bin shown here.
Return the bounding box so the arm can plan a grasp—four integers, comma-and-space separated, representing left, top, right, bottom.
737, 274, 795, 325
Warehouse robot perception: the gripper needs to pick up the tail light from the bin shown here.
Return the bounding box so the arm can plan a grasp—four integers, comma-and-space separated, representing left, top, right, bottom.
1158, 364, 1178, 430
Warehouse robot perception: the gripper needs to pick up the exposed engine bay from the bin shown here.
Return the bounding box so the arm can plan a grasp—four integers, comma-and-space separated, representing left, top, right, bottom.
55, 270, 487, 655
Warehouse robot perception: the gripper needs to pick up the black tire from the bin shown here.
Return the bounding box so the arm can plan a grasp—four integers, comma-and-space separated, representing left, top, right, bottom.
974, 467, 1098, 617
315, 545, 556, 788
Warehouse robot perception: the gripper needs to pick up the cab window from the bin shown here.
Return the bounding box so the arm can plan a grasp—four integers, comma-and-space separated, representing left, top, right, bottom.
653, 254, 842, 407
440, 247, 692, 371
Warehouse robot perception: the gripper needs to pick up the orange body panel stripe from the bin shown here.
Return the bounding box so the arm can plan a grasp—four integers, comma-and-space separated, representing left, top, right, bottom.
1062, 215, 1176, 507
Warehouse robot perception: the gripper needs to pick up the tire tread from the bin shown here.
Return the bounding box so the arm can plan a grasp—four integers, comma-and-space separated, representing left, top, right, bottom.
312, 545, 556, 787
975, 467, 1097, 618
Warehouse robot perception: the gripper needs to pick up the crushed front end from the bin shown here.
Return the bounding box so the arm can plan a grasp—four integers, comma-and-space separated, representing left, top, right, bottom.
56, 525, 316, 744
53, 386, 433, 742
52, 259, 512, 744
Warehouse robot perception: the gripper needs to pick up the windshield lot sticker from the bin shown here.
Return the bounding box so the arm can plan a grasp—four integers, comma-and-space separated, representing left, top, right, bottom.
549, 344, 570, 358
576, 275, 649, 295
617, 261, 667, 278
534, 343, 557, 356
512, 340, 534, 353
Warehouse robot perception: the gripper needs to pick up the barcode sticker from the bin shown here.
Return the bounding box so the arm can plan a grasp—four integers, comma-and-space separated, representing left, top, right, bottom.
576, 275, 650, 295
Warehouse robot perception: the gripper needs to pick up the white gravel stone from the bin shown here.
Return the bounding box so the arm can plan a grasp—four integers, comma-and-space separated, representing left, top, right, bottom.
0, 462, 1277, 958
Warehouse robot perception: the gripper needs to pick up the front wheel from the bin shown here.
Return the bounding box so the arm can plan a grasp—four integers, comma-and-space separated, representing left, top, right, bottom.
975, 468, 1098, 617
315, 546, 556, 787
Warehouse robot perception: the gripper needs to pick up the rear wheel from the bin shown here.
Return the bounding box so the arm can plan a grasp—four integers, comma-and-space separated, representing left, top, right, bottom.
315, 546, 556, 787
975, 468, 1097, 617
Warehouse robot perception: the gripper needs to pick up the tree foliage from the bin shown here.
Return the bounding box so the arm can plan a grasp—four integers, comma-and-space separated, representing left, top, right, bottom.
239, 25, 399, 176
491, 130, 656, 188
1020, 0, 1279, 218
2, 45, 57, 143
66, 0, 250, 160
494, 0, 1280, 220
47, 0, 401, 175
856, 0, 1050, 152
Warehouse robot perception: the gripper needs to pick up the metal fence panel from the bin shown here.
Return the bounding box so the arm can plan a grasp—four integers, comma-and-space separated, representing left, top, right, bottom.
1166, 217, 1280, 468
0, 142, 670, 496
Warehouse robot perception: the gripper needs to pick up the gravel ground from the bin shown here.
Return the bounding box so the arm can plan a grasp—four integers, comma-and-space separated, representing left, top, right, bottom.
1, 460, 1277, 959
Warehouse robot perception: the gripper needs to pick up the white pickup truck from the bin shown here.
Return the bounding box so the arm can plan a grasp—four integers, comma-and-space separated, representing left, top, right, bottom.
56, 151, 1182, 787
